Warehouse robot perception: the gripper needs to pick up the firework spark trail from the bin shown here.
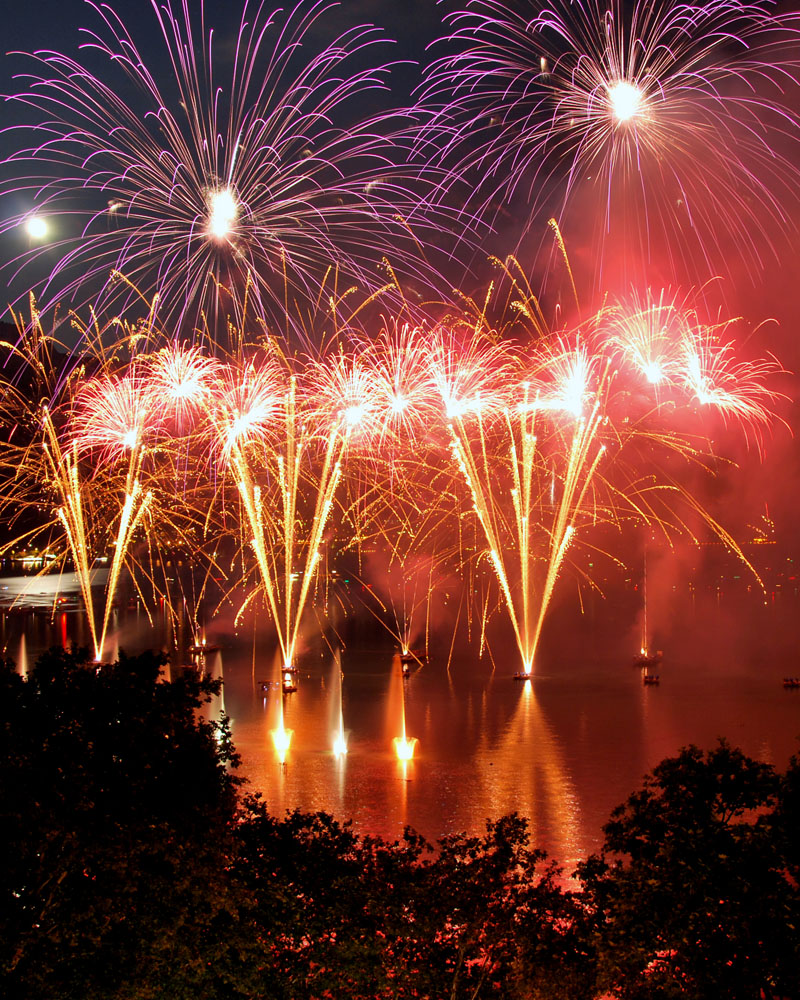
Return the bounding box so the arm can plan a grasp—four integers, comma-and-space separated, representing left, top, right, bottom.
418, 0, 800, 280
0, 0, 456, 327
0, 301, 210, 662
44, 424, 100, 657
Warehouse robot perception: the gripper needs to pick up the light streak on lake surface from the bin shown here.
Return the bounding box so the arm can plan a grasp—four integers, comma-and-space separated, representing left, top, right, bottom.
2, 575, 797, 869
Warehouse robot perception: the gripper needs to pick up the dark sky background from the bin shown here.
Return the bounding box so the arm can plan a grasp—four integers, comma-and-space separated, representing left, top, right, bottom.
2, 0, 800, 558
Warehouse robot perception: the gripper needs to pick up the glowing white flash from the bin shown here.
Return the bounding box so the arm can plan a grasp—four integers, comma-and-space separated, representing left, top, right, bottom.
271, 725, 293, 763
644, 361, 663, 384
344, 404, 365, 427
207, 188, 238, 239
26, 216, 48, 239
609, 81, 643, 123
393, 736, 417, 761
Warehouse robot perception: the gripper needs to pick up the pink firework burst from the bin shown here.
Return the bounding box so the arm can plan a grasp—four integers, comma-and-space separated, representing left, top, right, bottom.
146, 344, 222, 427
358, 321, 442, 447
678, 319, 786, 436
523, 334, 600, 419
70, 374, 158, 463
306, 350, 384, 445
418, 0, 800, 281
605, 289, 694, 388
214, 360, 286, 460
428, 325, 518, 421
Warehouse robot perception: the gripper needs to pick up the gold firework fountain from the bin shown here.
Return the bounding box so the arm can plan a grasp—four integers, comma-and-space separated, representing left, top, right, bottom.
42, 407, 152, 662
222, 374, 347, 673
449, 383, 605, 677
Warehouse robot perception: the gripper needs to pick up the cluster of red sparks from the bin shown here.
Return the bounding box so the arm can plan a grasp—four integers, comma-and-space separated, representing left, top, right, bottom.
0, 271, 782, 674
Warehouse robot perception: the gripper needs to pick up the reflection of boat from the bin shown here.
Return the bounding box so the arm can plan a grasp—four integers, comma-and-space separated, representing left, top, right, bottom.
399, 649, 426, 676
643, 673, 660, 686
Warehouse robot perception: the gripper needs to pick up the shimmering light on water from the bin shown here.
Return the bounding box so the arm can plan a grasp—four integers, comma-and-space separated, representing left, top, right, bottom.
3, 577, 800, 866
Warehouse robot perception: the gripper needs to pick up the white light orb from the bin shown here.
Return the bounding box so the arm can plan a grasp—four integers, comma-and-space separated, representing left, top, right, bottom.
26, 216, 48, 239
207, 188, 238, 239
608, 81, 643, 123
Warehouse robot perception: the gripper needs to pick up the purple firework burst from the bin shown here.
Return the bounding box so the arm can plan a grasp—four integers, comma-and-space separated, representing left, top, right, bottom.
418, 0, 800, 283
1, 0, 453, 332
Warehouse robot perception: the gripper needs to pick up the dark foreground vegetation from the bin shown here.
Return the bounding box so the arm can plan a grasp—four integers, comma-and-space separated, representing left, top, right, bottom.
1, 648, 799, 999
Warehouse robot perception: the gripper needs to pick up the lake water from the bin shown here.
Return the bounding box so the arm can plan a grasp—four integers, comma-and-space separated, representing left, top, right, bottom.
3, 575, 799, 872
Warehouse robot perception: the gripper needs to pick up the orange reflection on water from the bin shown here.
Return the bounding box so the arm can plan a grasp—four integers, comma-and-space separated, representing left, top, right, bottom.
478, 678, 582, 871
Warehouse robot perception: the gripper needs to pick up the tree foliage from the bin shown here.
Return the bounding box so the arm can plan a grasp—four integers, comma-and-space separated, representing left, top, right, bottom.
580, 741, 800, 1000
0, 646, 242, 999
2, 647, 798, 999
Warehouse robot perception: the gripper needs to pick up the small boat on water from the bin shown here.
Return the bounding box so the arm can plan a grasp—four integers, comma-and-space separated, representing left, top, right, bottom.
188, 641, 220, 657
633, 549, 663, 671
633, 649, 663, 669
513, 670, 533, 681
400, 649, 426, 663
783, 677, 800, 689
282, 670, 298, 693
399, 649, 426, 677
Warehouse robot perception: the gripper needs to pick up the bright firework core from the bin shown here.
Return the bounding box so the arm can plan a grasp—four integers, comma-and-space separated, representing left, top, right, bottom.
207, 188, 238, 240
608, 81, 643, 123
25, 216, 48, 239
